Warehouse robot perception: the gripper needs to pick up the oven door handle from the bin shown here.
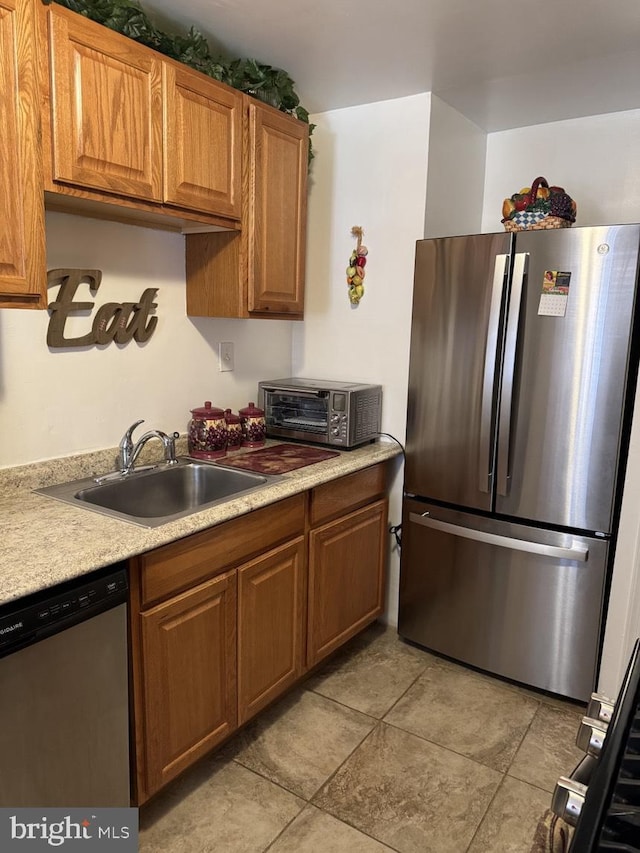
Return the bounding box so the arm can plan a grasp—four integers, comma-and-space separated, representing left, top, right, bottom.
261, 386, 328, 399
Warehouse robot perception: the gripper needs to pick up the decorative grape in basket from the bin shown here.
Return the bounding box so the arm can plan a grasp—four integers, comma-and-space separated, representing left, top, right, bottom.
501, 177, 576, 231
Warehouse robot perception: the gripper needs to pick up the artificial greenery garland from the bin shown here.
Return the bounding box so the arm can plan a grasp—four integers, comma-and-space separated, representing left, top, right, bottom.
43, 0, 315, 159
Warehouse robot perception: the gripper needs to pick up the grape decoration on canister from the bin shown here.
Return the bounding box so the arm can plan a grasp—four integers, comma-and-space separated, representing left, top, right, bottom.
188, 401, 228, 459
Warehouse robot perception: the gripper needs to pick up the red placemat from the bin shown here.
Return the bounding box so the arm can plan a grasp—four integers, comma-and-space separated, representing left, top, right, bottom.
220, 444, 340, 474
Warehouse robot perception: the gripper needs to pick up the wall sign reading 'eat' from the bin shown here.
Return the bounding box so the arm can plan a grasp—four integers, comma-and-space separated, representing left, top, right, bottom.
47, 269, 159, 348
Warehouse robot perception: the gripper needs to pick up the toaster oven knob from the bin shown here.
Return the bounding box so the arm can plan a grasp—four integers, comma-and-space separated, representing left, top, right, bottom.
331, 427, 340, 436
576, 716, 608, 757
551, 777, 587, 827
331, 414, 340, 424
587, 692, 615, 726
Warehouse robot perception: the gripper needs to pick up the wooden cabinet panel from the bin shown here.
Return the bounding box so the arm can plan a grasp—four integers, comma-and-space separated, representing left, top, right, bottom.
139, 495, 305, 606
0, 0, 46, 308
164, 63, 241, 217
310, 464, 387, 527
185, 100, 308, 319
246, 100, 308, 316
237, 538, 306, 724
140, 570, 237, 796
307, 498, 387, 667
48, 4, 163, 201
185, 229, 245, 317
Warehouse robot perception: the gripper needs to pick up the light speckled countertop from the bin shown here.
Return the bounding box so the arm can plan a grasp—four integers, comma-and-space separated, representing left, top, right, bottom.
0, 439, 402, 606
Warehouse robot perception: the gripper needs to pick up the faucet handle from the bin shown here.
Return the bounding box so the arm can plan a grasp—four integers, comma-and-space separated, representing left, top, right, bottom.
119, 419, 145, 469
124, 419, 145, 438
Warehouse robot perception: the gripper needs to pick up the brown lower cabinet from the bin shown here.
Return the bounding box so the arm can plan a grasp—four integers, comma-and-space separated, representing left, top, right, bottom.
129, 463, 388, 805
237, 537, 306, 725
307, 499, 387, 668
139, 570, 237, 796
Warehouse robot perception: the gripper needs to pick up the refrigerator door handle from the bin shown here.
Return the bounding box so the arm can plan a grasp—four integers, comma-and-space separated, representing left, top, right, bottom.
478, 253, 509, 494
409, 512, 589, 562
497, 252, 529, 496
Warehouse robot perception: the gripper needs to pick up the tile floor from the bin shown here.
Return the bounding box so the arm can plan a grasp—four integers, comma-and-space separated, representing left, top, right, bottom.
139, 623, 586, 853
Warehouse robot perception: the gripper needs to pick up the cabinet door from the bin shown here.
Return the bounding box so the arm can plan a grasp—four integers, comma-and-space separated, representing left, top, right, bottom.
140, 570, 236, 796
48, 4, 162, 201
238, 538, 306, 724
0, 0, 46, 308
164, 63, 241, 218
246, 101, 308, 316
308, 499, 387, 667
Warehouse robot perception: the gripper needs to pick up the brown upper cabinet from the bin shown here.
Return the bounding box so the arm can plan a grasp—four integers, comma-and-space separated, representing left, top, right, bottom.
0, 0, 46, 309
42, 2, 242, 226
163, 63, 241, 218
47, 4, 163, 202
1, 0, 306, 311
185, 97, 309, 319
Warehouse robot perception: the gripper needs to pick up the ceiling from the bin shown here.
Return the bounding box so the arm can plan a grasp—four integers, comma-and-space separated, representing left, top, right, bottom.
143, 0, 640, 131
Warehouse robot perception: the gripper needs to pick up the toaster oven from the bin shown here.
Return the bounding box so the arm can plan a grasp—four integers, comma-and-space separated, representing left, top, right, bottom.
258, 378, 382, 448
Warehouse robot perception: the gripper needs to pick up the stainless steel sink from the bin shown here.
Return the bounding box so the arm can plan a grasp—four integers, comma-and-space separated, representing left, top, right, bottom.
35, 459, 277, 527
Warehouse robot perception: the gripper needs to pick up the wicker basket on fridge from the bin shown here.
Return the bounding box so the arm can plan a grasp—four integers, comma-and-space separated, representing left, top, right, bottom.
501, 177, 576, 232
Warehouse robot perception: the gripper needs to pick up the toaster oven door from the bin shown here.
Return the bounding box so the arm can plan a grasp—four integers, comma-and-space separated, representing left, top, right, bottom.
263, 388, 330, 443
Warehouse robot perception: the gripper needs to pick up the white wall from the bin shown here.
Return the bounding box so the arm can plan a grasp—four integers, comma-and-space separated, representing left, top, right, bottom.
0, 212, 293, 468
294, 93, 431, 623
424, 95, 487, 238
481, 108, 640, 695
482, 109, 640, 232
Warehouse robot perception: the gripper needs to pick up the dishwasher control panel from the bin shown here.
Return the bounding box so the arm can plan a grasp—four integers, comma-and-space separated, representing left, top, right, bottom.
0, 564, 128, 656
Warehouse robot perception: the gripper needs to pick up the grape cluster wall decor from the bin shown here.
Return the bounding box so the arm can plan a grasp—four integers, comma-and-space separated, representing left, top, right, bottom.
346, 226, 368, 306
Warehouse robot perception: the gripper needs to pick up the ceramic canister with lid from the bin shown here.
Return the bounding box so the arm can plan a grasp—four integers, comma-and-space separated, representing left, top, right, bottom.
224, 409, 243, 451
239, 401, 266, 447
188, 401, 228, 459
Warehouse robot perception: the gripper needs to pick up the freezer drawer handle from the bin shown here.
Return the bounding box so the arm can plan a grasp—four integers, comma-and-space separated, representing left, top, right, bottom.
409, 513, 589, 562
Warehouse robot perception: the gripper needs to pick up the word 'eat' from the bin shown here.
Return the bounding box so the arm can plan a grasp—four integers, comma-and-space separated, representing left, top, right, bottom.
47, 269, 158, 348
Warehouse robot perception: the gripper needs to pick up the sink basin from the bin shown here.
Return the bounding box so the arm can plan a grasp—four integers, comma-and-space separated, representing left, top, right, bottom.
36, 459, 278, 527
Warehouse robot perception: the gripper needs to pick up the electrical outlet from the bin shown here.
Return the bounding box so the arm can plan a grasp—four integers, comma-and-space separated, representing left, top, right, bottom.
219, 341, 234, 372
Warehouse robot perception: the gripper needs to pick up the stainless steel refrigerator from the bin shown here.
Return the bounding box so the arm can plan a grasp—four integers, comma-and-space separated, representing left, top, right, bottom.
398, 225, 640, 701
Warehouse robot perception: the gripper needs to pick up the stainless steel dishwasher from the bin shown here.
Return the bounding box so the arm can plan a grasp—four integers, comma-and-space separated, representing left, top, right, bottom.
0, 564, 130, 807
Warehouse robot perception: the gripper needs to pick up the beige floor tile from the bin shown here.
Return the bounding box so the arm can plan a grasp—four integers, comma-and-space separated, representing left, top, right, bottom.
467, 776, 554, 853
314, 722, 501, 853
269, 805, 396, 852
384, 657, 539, 772
306, 622, 429, 718
139, 757, 304, 853
228, 689, 376, 800
508, 703, 585, 792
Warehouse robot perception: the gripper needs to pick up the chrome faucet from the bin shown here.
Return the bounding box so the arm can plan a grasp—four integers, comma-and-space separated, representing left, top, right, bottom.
126, 428, 180, 473
116, 421, 180, 474
94, 421, 180, 484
